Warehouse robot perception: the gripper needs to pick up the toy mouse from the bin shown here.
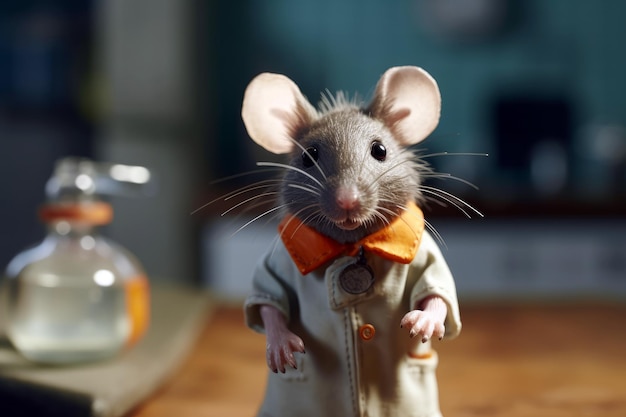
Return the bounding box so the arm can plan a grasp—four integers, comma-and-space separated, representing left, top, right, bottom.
241, 66, 461, 417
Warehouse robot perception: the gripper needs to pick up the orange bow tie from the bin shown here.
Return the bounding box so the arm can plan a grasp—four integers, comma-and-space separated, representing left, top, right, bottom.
278, 202, 425, 275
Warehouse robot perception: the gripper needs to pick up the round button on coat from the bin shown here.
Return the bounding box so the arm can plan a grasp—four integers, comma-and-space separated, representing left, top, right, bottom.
359, 324, 376, 341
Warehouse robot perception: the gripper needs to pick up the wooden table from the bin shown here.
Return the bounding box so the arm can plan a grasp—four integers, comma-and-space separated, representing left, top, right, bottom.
131, 302, 626, 417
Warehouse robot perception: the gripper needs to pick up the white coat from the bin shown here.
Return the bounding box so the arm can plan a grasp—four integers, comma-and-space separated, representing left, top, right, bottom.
245, 230, 461, 417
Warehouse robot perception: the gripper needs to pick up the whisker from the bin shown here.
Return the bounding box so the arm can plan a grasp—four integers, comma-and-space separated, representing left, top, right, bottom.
412, 150, 487, 190
362, 158, 420, 195
422, 170, 482, 190
370, 207, 392, 229
218, 196, 279, 230
208, 167, 284, 185
389, 204, 428, 241
396, 204, 428, 237
375, 205, 404, 237
287, 183, 321, 196
287, 206, 323, 240
223, 180, 283, 201
274, 204, 322, 241
424, 218, 447, 249
268, 233, 284, 264
420, 188, 472, 218
191, 201, 217, 216
421, 194, 449, 208
372, 209, 391, 227
221, 191, 280, 216
269, 205, 321, 261
268, 207, 324, 262
357, 137, 373, 180
390, 197, 448, 248
420, 185, 484, 218
257, 161, 326, 190
191, 178, 281, 215
231, 204, 288, 237
419, 151, 489, 159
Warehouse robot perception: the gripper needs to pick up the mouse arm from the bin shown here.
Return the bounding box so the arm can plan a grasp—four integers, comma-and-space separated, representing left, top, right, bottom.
401, 231, 462, 343
245, 241, 307, 373
259, 304, 305, 373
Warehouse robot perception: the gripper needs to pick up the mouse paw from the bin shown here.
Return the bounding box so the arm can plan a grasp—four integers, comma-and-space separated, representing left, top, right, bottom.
266, 332, 305, 373
401, 310, 445, 343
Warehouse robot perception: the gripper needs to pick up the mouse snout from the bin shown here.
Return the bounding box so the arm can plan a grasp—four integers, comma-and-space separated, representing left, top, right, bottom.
336, 185, 360, 211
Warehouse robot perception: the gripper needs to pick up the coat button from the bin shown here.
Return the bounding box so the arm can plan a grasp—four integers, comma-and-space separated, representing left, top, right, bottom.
359, 324, 376, 341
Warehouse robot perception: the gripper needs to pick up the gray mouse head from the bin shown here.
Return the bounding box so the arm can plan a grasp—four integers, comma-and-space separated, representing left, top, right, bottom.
241, 66, 441, 243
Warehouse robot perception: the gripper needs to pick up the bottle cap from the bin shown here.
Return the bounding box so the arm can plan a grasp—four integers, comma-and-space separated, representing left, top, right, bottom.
38, 201, 114, 225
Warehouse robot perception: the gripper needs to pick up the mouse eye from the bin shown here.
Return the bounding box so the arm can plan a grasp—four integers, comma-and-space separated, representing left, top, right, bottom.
370, 141, 387, 161
302, 146, 319, 168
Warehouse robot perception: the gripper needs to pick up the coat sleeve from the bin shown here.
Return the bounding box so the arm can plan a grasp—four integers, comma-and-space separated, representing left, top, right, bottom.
244, 240, 301, 334
409, 231, 462, 339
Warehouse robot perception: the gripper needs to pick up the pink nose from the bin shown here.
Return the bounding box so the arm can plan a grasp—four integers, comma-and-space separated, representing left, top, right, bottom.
336, 186, 360, 211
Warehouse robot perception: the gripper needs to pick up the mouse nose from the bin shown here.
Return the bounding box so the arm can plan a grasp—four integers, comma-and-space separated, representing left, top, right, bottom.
336, 185, 360, 211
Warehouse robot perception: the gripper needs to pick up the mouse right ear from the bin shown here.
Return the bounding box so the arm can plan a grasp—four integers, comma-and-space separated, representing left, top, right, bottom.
242, 73, 318, 154
368, 66, 441, 146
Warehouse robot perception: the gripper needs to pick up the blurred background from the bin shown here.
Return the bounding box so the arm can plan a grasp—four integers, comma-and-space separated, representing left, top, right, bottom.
1, 0, 625, 301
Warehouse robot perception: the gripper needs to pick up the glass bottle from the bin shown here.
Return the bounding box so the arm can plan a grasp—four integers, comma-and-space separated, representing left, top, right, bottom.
1, 158, 151, 364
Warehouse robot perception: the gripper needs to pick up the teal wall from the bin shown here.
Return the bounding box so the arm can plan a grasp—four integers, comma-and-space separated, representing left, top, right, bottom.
248, 1, 624, 144
211, 0, 626, 210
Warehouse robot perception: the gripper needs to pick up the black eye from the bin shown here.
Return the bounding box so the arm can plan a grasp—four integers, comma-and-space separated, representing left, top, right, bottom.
302, 146, 319, 168
370, 141, 387, 161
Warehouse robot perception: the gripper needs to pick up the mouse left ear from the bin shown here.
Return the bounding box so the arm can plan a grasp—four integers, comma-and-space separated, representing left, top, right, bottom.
367, 66, 441, 146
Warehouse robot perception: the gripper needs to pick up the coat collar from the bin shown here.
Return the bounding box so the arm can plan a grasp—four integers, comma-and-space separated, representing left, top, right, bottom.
278, 202, 425, 275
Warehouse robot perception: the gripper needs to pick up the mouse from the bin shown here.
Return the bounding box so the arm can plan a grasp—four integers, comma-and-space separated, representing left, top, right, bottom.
240, 66, 462, 417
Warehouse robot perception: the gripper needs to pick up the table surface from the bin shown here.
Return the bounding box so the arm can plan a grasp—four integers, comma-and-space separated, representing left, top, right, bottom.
131, 302, 626, 417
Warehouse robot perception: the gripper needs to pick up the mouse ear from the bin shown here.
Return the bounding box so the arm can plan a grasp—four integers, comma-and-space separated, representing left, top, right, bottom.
368, 66, 441, 146
242, 73, 318, 154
